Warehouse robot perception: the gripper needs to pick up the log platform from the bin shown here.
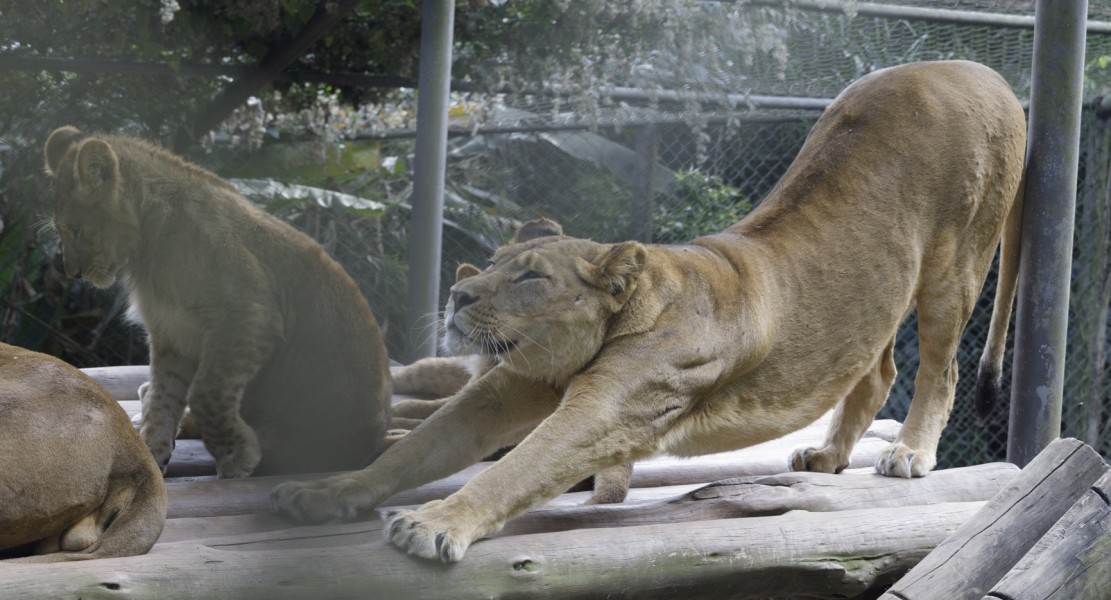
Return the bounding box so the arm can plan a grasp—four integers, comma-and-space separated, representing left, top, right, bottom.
7, 365, 1092, 599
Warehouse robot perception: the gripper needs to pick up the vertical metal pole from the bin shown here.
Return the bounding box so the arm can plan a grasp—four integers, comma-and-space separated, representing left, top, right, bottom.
403, 0, 454, 363
1008, 0, 1087, 467
632, 123, 658, 242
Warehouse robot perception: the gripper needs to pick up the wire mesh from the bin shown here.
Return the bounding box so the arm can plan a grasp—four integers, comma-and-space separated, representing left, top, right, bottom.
11, 1, 1111, 467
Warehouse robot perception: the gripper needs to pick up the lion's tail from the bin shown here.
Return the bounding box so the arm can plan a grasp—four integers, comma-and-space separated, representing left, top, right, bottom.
974, 175, 1024, 422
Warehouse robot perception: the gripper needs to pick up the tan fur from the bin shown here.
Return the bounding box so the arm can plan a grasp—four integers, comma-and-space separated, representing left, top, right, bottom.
0, 343, 166, 562
44, 127, 392, 478
272, 61, 1026, 561
391, 263, 634, 504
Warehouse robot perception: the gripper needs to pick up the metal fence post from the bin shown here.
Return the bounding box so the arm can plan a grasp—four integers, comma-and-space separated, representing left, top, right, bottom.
632, 123, 658, 242
1008, 0, 1087, 467
403, 0, 455, 364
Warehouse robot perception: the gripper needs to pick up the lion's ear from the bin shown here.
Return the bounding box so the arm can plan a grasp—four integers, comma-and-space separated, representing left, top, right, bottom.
511, 218, 563, 244
455, 262, 482, 282
580, 242, 646, 306
74, 139, 120, 203
44, 126, 84, 175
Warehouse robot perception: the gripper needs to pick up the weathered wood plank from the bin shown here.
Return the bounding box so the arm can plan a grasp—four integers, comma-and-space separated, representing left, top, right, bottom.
880, 437, 1111, 600
501, 462, 1017, 537
985, 469, 1111, 599
157, 483, 706, 544
0, 502, 983, 600
89, 365, 459, 402
156, 464, 1012, 552
162, 418, 900, 518
81, 365, 149, 402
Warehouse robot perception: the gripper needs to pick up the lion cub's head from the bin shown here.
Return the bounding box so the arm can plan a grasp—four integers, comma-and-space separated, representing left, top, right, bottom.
444, 219, 647, 383
44, 126, 140, 288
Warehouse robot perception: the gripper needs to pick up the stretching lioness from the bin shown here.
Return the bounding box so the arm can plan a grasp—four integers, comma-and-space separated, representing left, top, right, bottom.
44, 126, 392, 478
0, 343, 165, 562
392, 263, 634, 504
273, 61, 1026, 561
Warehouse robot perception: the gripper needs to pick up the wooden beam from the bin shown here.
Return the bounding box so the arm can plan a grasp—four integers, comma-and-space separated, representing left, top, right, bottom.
156, 463, 1015, 549
157, 484, 706, 545
0, 502, 984, 599
880, 437, 1110, 599
161, 417, 901, 518
83, 365, 148, 402
986, 469, 1111, 598
499, 462, 1017, 537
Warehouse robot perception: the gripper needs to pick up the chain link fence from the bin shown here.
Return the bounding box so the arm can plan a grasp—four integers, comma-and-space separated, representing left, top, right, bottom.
400, 1, 1111, 468
10, 1, 1111, 467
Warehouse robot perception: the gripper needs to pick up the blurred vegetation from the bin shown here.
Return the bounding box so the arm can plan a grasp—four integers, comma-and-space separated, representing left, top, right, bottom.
653, 170, 753, 244
0, 0, 769, 365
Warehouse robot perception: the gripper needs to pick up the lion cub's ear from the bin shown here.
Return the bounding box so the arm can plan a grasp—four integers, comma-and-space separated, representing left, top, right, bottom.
579, 242, 647, 307
455, 262, 482, 282
511, 218, 563, 244
44, 126, 84, 176
73, 139, 121, 204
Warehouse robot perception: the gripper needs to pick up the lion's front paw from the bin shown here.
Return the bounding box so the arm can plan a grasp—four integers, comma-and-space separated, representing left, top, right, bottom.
215, 444, 261, 479
140, 429, 175, 473
383, 500, 482, 563
271, 476, 378, 523
874, 442, 935, 478
209, 428, 262, 479
789, 446, 848, 474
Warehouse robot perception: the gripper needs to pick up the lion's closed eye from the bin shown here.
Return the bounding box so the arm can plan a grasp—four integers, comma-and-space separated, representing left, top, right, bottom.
513, 270, 548, 283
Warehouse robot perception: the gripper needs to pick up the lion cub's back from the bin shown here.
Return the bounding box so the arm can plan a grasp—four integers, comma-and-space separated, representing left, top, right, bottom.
240, 213, 392, 474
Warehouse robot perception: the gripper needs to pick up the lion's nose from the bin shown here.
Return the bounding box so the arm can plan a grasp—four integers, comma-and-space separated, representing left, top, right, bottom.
451, 289, 478, 310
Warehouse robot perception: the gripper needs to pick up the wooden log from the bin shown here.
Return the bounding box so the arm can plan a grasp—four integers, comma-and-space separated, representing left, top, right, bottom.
0, 502, 984, 599
985, 469, 1111, 599
162, 418, 901, 518
156, 464, 1014, 551
82, 365, 149, 401
880, 437, 1111, 600
502, 462, 1017, 537
88, 365, 457, 404
156, 483, 706, 544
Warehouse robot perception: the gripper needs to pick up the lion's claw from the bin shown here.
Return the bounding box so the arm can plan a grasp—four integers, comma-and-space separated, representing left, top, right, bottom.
875, 442, 934, 478
789, 446, 848, 474
382, 503, 476, 563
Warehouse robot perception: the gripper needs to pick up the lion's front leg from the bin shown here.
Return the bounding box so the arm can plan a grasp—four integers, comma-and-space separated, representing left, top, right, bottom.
272, 367, 559, 523
137, 342, 195, 473
384, 387, 658, 562
188, 322, 280, 479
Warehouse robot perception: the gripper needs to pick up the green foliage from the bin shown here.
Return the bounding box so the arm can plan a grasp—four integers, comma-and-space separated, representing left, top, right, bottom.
653, 170, 752, 243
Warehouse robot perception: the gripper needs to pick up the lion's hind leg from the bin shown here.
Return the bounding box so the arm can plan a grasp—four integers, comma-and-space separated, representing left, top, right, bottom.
790, 335, 897, 474
6, 472, 166, 563
585, 461, 634, 504
876, 277, 981, 478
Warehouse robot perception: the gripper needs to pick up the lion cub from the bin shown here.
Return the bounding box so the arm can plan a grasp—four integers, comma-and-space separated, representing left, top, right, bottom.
0, 343, 166, 562
44, 126, 392, 478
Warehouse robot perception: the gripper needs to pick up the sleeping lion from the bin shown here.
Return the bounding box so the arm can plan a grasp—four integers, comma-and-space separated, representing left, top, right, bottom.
0, 343, 165, 562
273, 60, 1027, 562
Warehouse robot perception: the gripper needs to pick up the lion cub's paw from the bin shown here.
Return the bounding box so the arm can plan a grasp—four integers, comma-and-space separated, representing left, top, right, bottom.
211, 429, 262, 479
383, 500, 479, 563
139, 427, 175, 473
874, 442, 935, 478
271, 477, 372, 523
789, 446, 848, 474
